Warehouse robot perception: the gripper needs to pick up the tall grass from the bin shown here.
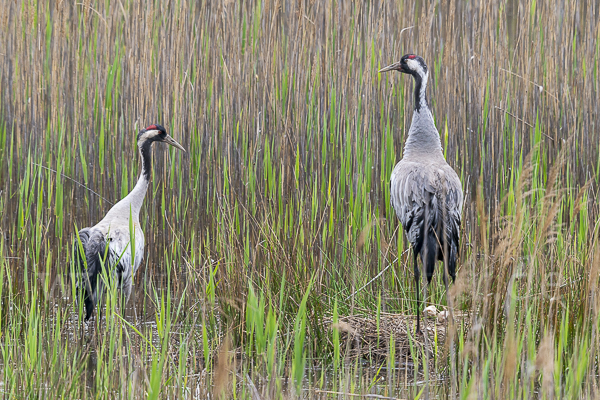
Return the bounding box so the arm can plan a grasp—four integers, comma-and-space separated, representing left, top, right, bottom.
0, 0, 599, 398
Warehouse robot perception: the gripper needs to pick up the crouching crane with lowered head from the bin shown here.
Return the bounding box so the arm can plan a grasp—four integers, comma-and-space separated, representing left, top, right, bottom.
73, 125, 185, 320
379, 55, 463, 334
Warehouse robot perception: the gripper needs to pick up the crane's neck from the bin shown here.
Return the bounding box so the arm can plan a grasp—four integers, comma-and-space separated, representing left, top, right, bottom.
99, 141, 152, 224
412, 70, 429, 113
139, 141, 153, 182
402, 72, 444, 159
126, 141, 153, 217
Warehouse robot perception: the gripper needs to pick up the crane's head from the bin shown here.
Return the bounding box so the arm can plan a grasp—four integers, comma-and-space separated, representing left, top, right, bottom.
379, 54, 428, 80
379, 54, 430, 112
138, 124, 186, 152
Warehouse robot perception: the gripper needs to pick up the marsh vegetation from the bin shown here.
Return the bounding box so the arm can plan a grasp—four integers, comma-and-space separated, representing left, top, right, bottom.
1, 0, 600, 398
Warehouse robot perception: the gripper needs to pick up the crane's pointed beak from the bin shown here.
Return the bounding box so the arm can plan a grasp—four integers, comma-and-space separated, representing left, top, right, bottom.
164, 134, 186, 152
379, 61, 404, 73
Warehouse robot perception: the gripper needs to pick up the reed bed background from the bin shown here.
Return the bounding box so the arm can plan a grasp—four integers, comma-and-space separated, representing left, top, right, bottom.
1, 0, 599, 398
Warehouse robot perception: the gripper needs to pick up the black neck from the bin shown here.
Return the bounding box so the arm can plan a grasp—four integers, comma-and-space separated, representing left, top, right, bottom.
140, 141, 153, 181
413, 73, 427, 112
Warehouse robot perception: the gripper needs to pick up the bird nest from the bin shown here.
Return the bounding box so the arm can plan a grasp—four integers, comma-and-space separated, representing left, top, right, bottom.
325, 308, 469, 361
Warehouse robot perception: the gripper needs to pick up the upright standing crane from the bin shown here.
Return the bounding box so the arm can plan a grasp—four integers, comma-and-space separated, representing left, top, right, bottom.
379, 55, 463, 334
73, 124, 185, 320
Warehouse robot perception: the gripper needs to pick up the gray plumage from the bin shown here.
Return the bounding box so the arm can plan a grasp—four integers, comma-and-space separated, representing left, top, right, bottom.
73, 124, 185, 320
380, 54, 463, 334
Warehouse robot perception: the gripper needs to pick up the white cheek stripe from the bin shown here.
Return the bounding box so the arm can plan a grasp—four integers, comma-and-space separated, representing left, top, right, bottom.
419, 71, 428, 109
406, 59, 424, 76
141, 130, 161, 141
406, 59, 429, 110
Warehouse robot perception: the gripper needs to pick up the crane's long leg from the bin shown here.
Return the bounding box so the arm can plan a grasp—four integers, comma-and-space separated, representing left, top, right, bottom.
414, 252, 422, 335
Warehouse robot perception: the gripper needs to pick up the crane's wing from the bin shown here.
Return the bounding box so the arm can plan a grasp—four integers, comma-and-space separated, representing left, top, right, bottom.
105, 225, 144, 301
73, 227, 107, 320
391, 161, 463, 281
390, 161, 438, 249
439, 165, 463, 281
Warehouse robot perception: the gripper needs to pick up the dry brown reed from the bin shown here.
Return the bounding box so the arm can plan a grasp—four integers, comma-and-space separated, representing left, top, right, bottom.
0, 0, 599, 397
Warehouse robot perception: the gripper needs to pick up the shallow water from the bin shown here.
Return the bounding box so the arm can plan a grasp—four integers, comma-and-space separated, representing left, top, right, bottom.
2, 0, 599, 397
